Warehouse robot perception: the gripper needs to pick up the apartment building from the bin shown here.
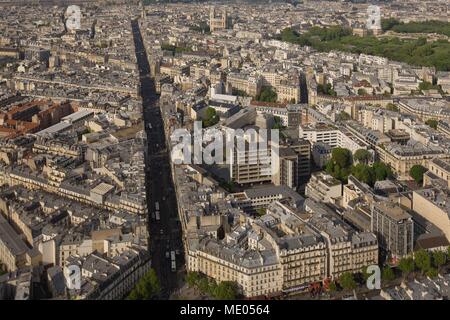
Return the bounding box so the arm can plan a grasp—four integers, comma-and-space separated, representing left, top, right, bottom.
306, 201, 378, 278
427, 158, 450, 188
275, 81, 300, 103
187, 198, 377, 297
226, 73, 261, 97
4, 167, 146, 215
190, 238, 283, 297
377, 142, 447, 178
398, 99, 450, 122
0, 215, 41, 272
66, 247, 151, 300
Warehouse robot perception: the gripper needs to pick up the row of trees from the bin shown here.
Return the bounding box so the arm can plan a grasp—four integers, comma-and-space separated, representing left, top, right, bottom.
186, 272, 239, 300
328, 247, 450, 293
397, 248, 449, 279
381, 19, 450, 37
325, 148, 393, 185
127, 269, 161, 300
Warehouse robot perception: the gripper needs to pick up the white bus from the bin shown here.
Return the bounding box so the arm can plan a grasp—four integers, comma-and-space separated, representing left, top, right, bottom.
171, 261, 176, 272
170, 251, 176, 261
155, 211, 160, 221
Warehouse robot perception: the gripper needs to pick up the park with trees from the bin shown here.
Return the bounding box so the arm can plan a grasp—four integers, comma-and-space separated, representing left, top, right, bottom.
325, 147, 393, 186
278, 23, 450, 71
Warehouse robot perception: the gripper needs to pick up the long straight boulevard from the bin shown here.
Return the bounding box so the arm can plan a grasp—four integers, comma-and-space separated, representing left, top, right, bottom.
131, 18, 184, 299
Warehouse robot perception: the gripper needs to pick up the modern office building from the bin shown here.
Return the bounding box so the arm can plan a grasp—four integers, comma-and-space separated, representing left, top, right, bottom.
371, 201, 414, 259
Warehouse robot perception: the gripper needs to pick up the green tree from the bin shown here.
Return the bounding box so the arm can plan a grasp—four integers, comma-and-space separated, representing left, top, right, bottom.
186, 271, 201, 288
197, 277, 210, 293
419, 81, 434, 91
336, 111, 351, 121
127, 268, 161, 300
351, 163, 374, 186
206, 278, 218, 297
414, 249, 431, 274
357, 88, 368, 96
328, 281, 337, 292
409, 165, 428, 185
386, 103, 399, 112
203, 107, 219, 127
339, 272, 357, 291
214, 281, 239, 300
426, 268, 438, 278
372, 162, 394, 181
331, 148, 352, 169
398, 257, 415, 278
256, 87, 277, 102
205, 107, 216, 119
425, 119, 438, 130
272, 116, 284, 130
256, 208, 266, 216
361, 266, 372, 282
318, 83, 337, 96
277, 24, 450, 71
382, 267, 396, 282
353, 149, 371, 164
432, 251, 447, 272
381, 18, 401, 31
325, 148, 353, 183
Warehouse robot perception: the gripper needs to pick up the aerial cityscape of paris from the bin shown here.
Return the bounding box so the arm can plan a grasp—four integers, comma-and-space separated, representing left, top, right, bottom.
0, 0, 449, 308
